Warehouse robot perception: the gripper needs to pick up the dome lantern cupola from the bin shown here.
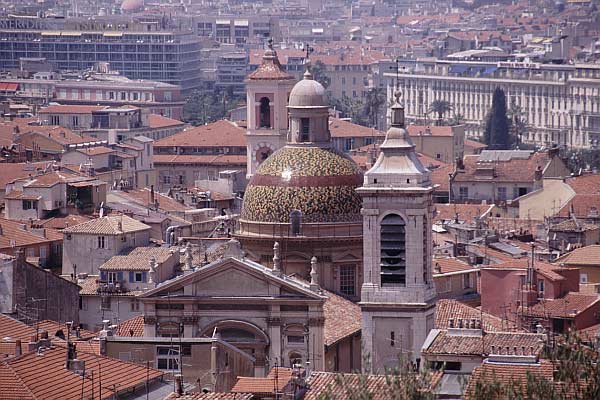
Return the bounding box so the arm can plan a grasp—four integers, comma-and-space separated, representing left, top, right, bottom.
287, 57, 330, 146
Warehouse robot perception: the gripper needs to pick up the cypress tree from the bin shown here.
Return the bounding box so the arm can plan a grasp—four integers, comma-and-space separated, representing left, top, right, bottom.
483, 87, 511, 149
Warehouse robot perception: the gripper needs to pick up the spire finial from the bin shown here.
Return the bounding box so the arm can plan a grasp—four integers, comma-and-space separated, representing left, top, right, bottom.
267, 37, 274, 50
303, 43, 314, 79
390, 88, 405, 128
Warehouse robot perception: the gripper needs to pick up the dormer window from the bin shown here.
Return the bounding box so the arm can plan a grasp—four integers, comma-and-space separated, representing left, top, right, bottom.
300, 118, 310, 142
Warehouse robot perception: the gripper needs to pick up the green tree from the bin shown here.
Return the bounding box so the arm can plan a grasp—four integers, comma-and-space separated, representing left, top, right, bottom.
508, 100, 528, 148
183, 88, 243, 125
330, 95, 368, 126
483, 87, 512, 149
311, 60, 331, 89
427, 100, 453, 126
449, 113, 465, 126
363, 87, 387, 129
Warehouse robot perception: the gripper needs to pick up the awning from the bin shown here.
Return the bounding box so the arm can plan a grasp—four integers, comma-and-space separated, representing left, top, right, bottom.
449, 65, 469, 73
0, 82, 18, 91
234, 20, 249, 26
482, 66, 498, 75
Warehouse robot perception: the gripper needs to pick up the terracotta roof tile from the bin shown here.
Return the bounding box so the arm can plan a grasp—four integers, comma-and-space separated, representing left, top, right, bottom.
0, 363, 34, 399
116, 315, 144, 337
6, 344, 163, 399
482, 259, 568, 282
434, 203, 494, 224
37, 215, 93, 230
0, 218, 61, 251
453, 152, 551, 183
432, 257, 475, 274
154, 120, 245, 148
323, 290, 361, 346
14, 169, 90, 188
115, 188, 192, 212
407, 125, 455, 137
148, 114, 185, 129
231, 367, 294, 394
165, 393, 253, 400
557, 194, 600, 218
36, 321, 96, 341
0, 161, 53, 190
99, 246, 175, 271
304, 371, 388, 400
75, 146, 115, 156
329, 118, 385, 138
424, 330, 545, 356
464, 139, 488, 150
436, 299, 519, 332
16, 127, 97, 147
566, 173, 600, 194
62, 215, 150, 235
524, 292, 600, 318
555, 245, 600, 266
464, 360, 555, 400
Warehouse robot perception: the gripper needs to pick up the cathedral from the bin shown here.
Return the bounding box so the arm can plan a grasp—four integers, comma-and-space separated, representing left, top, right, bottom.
139, 41, 436, 376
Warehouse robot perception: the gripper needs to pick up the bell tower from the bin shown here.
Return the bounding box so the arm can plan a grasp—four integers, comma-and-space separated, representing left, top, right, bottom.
245, 39, 296, 179
357, 91, 436, 371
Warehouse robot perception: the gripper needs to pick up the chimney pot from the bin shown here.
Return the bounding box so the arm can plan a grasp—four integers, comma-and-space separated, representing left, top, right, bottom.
15, 340, 22, 357
449, 318, 454, 328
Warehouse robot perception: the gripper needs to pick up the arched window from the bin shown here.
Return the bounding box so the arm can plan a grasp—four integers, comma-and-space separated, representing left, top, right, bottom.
290, 210, 303, 236
259, 97, 271, 128
380, 214, 406, 286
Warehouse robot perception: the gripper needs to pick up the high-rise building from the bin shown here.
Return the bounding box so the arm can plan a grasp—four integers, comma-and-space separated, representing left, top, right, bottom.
0, 16, 202, 93
358, 92, 436, 370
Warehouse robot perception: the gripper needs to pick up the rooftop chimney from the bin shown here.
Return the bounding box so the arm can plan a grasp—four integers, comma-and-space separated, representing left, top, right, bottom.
15, 339, 22, 357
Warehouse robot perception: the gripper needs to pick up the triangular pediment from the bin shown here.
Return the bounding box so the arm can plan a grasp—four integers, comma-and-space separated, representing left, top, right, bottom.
142, 257, 324, 300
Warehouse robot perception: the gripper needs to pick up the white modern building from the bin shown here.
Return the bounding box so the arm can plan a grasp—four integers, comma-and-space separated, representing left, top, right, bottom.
387, 59, 600, 149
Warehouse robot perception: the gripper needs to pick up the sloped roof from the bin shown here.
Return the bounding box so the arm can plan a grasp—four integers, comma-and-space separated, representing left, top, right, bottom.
99, 246, 175, 271
323, 290, 361, 346
329, 118, 385, 138
154, 120, 245, 148
0, 218, 61, 249
524, 293, 600, 318
304, 372, 388, 400
148, 114, 185, 129
231, 367, 294, 394
555, 245, 600, 266
453, 152, 551, 183
434, 203, 494, 224
436, 299, 518, 332
62, 215, 150, 235
423, 330, 544, 356
39, 105, 106, 114
116, 315, 144, 337
246, 45, 294, 81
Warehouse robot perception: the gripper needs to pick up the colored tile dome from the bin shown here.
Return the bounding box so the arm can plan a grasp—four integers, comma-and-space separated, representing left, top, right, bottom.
121, 0, 143, 11
241, 146, 363, 223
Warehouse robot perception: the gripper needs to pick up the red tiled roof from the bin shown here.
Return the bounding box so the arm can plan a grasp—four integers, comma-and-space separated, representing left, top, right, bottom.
329, 118, 385, 138
37, 215, 93, 230
39, 105, 106, 114
436, 299, 519, 332
5, 344, 163, 399
557, 194, 600, 218
16, 127, 97, 147
0, 218, 61, 250
434, 203, 494, 224
554, 245, 600, 266
154, 120, 245, 148
424, 330, 544, 356
62, 215, 150, 235
566, 173, 600, 194
4, 190, 41, 200
36, 321, 96, 341
247, 48, 294, 81
464, 139, 488, 150
231, 367, 294, 394
115, 188, 192, 212
323, 290, 361, 346
152, 154, 246, 166
148, 114, 185, 129
116, 315, 144, 337
482, 259, 568, 282
432, 257, 474, 274
0, 363, 34, 399
453, 152, 551, 183
165, 393, 253, 400
464, 360, 555, 400
12, 169, 89, 188
75, 146, 115, 156
0, 162, 53, 191
524, 292, 600, 318
304, 371, 388, 400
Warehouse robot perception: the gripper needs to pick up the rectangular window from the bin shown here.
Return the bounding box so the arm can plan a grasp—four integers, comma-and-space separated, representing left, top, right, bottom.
344, 138, 354, 151
538, 279, 545, 294
134, 272, 144, 282
22, 200, 34, 210
97, 236, 105, 249
463, 273, 471, 289
300, 118, 310, 141
101, 296, 111, 310
108, 272, 117, 284
459, 186, 468, 199
497, 187, 507, 201
287, 335, 305, 344
390, 331, 395, 347
156, 346, 180, 371
131, 299, 140, 312
339, 265, 356, 296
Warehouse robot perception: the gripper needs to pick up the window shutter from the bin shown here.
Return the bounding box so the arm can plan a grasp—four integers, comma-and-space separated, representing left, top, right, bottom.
117, 272, 123, 282
129, 271, 134, 282
142, 272, 147, 282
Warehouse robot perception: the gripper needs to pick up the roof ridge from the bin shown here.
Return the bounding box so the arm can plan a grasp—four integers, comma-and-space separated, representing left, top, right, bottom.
0, 361, 38, 400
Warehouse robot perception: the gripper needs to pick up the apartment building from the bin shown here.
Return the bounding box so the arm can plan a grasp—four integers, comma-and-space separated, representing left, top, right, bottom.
0, 15, 202, 92
193, 16, 280, 44
389, 59, 600, 148
0, 72, 185, 119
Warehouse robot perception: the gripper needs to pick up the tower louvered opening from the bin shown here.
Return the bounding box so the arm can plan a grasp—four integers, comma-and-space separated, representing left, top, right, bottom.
380, 214, 406, 286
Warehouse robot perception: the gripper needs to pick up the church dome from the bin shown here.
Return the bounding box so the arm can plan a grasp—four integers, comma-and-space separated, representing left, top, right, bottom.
241, 146, 363, 223
288, 74, 328, 108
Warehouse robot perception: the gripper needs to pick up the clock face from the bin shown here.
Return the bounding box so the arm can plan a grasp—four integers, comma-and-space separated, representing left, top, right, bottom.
253, 142, 276, 165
